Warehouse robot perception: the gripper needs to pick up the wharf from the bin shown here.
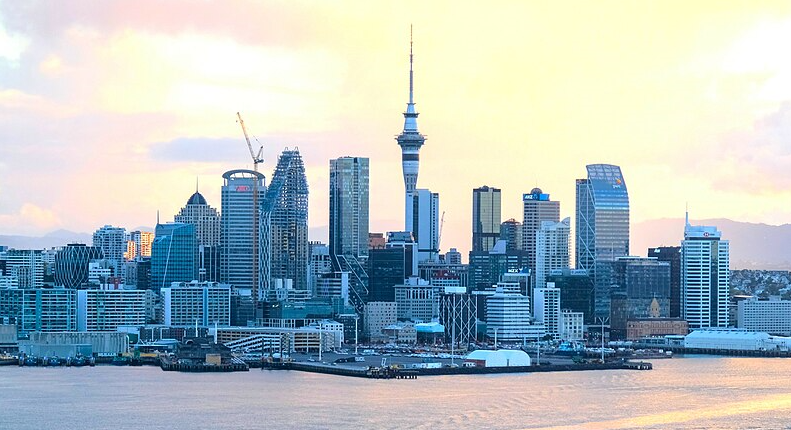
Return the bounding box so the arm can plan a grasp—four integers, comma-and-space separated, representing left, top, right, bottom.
262, 361, 417, 379
160, 356, 249, 372
261, 360, 651, 379
634, 345, 791, 358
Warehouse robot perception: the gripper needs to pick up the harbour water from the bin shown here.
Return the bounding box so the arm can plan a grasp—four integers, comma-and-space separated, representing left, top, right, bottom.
1, 356, 790, 429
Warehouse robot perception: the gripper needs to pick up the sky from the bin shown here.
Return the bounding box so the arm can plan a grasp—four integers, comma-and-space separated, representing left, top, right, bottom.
2, 1, 791, 258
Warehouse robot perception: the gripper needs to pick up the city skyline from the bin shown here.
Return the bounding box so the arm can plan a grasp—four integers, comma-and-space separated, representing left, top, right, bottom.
3, 3, 791, 260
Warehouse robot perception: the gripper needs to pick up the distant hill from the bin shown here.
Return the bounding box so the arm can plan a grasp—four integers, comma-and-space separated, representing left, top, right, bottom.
0, 230, 93, 250
632, 218, 791, 270
2, 219, 789, 270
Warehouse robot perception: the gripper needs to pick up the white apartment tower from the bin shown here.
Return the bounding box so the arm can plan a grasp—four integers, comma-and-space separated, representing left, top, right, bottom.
535, 217, 571, 289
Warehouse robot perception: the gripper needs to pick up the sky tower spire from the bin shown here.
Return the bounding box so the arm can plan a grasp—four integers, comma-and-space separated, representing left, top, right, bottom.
396, 25, 426, 196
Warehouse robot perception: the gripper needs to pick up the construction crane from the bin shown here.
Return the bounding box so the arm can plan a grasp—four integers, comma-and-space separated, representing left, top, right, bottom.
236, 112, 264, 301
437, 210, 446, 255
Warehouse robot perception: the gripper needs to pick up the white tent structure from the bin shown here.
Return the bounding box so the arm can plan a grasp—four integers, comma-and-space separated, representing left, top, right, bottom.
465, 349, 531, 367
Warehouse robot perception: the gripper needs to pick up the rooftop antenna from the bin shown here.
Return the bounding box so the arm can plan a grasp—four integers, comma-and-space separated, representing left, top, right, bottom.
156, 210, 160, 225
409, 24, 414, 105
196, 176, 199, 193
685, 202, 689, 226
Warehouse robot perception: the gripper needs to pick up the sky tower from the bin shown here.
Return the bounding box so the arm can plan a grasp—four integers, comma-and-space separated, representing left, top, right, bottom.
396, 27, 426, 195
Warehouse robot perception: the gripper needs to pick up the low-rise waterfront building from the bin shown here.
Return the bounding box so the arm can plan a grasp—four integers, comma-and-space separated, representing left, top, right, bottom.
626, 318, 689, 341
737, 296, 791, 336
559, 309, 584, 341
364, 301, 397, 342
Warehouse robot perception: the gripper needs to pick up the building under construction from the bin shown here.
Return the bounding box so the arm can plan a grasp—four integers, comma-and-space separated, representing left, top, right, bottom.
260, 149, 309, 301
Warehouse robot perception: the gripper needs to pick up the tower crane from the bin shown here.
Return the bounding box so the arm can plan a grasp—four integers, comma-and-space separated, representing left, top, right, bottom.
437, 210, 446, 255
236, 112, 264, 300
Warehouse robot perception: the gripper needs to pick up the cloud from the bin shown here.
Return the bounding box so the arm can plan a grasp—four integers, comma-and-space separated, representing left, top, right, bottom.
0, 203, 62, 235
691, 102, 791, 194
149, 137, 249, 164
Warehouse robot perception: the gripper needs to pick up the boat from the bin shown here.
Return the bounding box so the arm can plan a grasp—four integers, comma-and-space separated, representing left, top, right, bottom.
110, 356, 129, 366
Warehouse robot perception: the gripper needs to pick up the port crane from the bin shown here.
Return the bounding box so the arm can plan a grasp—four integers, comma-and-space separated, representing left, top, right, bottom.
236, 112, 264, 300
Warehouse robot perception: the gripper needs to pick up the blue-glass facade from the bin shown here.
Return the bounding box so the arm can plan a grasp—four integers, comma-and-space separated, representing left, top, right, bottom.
575, 164, 629, 319
151, 223, 197, 292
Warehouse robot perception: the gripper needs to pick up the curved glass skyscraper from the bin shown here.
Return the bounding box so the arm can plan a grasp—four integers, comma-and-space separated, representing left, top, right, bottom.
54, 244, 104, 288
575, 164, 630, 319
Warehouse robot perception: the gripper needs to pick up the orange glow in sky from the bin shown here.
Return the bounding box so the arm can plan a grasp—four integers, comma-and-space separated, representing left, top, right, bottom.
2, 1, 791, 257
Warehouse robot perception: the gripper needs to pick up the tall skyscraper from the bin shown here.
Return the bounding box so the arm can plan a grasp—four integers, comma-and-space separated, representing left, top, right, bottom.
472, 186, 502, 253
575, 164, 629, 319
261, 149, 309, 300
175, 187, 221, 283
92, 225, 127, 281
535, 217, 571, 289
500, 218, 523, 252
406, 189, 440, 262
682, 220, 729, 329
522, 188, 560, 272
175, 188, 221, 247
396, 29, 426, 196
151, 223, 197, 291
329, 157, 370, 258
648, 246, 682, 318
220, 169, 266, 293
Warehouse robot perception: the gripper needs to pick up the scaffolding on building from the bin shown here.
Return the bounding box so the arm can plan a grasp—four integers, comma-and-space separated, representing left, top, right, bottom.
260, 149, 310, 301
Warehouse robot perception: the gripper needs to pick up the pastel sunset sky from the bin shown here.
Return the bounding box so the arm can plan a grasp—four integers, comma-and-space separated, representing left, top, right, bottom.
1, 1, 791, 257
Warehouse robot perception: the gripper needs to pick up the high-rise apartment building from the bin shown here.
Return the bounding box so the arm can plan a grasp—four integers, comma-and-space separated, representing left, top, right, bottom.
406, 189, 440, 262
535, 218, 571, 289
93, 225, 127, 280
329, 157, 370, 310
126, 231, 154, 260
682, 221, 729, 329
220, 169, 266, 293
151, 223, 197, 291
500, 219, 523, 252
522, 188, 560, 272
534, 285, 561, 339
575, 164, 629, 319
261, 149, 309, 299
5, 249, 44, 289
54, 244, 103, 288
329, 156, 369, 258
472, 186, 502, 253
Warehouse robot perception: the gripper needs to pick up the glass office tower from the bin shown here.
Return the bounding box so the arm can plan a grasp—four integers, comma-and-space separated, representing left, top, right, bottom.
575, 164, 629, 319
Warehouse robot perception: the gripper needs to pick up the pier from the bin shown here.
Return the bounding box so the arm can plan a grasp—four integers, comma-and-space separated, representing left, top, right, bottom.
260, 360, 651, 379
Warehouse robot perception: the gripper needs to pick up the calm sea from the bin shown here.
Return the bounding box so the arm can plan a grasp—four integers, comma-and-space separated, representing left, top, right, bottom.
1, 356, 790, 429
